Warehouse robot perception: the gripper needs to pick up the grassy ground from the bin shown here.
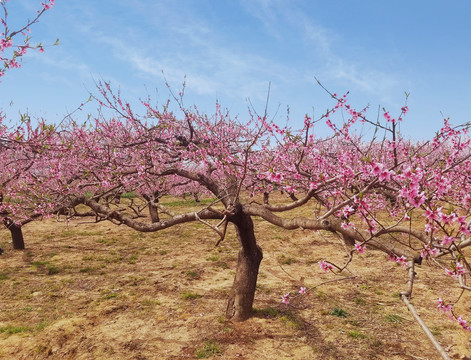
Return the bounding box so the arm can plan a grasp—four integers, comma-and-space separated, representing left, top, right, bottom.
0, 197, 470, 359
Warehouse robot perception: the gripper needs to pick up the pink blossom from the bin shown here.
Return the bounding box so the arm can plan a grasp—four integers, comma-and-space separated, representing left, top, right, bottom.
439, 236, 456, 247
354, 243, 366, 254
387, 254, 408, 266
403, 167, 413, 179
284, 185, 295, 193
421, 242, 439, 259
17, 46, 28, 55
436, 298, 453, 319
268, 171, 283, 183
0, 38, 13, 51
342, 205, 355, 218
371, 162, 383, 175
457, 316, 471, 331
299, 287, 307, 294
42, 0, 55, 10
424, 207, 442, 221
445, 262, 466, 277
281, 293, 290, 304
424, 223, 435, 234
378, 169, 393, 182
8, 59, 19, 68
309, 182, 317, 190
318, 260, 333, 273
409, 191, 426, 207
383, 112, 396, 123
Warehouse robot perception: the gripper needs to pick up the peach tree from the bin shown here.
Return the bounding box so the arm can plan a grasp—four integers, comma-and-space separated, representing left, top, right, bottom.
12, 81, 469, 339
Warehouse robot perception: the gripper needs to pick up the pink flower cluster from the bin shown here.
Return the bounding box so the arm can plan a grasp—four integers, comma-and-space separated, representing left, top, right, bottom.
281, 293, 290, 304
421, 242, 440, 259
387, 254, 408, 266
444, 261, 466, 277
354, 243, 366, 254
318, 260, 333, 272
280, 287, 310, 305
41, 0, 55, 10
437, 297, 453, 319
437, 298, 471, 331
267, 171, 283, 183
0, 38, 13, 52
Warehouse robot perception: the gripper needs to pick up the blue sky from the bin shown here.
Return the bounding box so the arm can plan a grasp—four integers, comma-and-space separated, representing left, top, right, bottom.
1, 0, 470, 139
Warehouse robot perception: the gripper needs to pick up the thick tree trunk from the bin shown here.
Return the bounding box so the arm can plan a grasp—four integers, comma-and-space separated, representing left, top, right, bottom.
148, 202, 160, 223
3, 219, 25, 250
1, 194, 25, 250
143, 193, 160, 223
263, 192, 269, 205
226, 206, 263, 321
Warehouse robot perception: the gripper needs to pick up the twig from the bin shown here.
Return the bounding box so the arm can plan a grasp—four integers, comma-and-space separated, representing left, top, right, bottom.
401, 296, 451, 360
194, 211, 227, 242
400, 261, 451, 360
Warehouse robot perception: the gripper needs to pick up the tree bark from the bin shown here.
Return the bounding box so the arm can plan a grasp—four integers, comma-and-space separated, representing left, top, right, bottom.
3, 219, 25, 250
226, 205, 263, 321
1, 192, 25, 250
143, 193, 160, 223
148, 202, 160, 223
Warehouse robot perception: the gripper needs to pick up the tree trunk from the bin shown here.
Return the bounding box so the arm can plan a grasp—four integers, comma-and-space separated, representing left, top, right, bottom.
143, 193, 160, 223
263, 192, 269, 205
226, 206, 263, 321
3, 219, 25, 250
148, 202, 160, 223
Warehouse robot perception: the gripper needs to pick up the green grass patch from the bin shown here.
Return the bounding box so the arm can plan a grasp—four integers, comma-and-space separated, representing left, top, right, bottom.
36, 321, 49, 331
186, 270, 200, 279
102, 292, 119, 300
354, 297, 366, 306
347, 330, 366, 339
330, 308, 349, 318
0, 273, 8, 280
79, 267, 95, 273
96, 237, 118, 246
253, 307, 281, 318
195, 340, 222, 358
46, 265, 60, 275
0, 325, 31, 335
280, 314, 302, 329
181, 291, 202, 300
31, 260, 49, 267
121, 192, 137, 199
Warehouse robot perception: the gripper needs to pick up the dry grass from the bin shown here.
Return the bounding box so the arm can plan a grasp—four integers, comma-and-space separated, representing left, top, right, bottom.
0, 197, 470, 359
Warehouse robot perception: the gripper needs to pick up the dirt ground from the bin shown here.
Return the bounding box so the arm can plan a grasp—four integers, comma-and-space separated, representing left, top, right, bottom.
0, 198, 470, 359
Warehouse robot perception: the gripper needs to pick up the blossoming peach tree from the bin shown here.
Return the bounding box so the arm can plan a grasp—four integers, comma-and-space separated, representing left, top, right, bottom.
0, 0, 55, 249
3, 80, 471, 359
10, 78, 469, 344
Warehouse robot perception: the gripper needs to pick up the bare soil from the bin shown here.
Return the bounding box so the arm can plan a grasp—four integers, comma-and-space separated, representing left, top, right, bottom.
0, 199, 470, 359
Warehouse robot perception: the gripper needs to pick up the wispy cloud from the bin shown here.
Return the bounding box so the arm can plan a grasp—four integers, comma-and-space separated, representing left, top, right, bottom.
92, 21, 298, 103
239, 0, 408, 106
